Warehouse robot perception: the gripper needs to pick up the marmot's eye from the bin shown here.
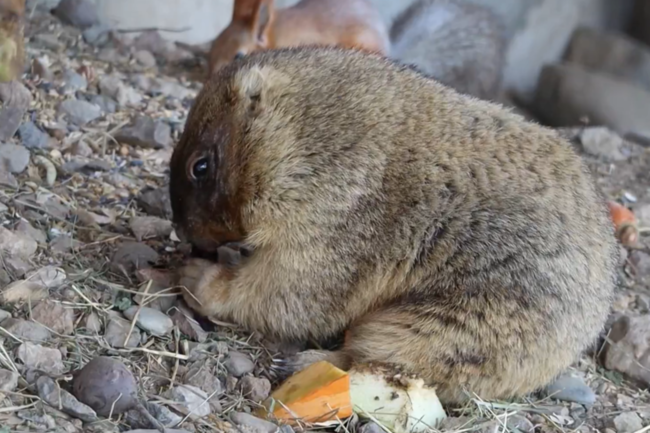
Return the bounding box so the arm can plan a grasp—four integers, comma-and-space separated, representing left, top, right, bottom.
192, 157, 209, 180
234, 52, 245, 60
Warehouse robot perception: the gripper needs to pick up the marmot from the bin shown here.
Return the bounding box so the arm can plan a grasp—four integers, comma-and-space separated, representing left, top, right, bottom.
170, 46, 617, 403
389, 0, 507, 101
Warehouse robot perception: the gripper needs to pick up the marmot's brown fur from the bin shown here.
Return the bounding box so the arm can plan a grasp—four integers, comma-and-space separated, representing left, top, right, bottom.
169, 46, 617, 404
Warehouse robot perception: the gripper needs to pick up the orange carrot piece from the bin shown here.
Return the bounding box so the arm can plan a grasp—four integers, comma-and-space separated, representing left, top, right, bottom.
256, 361, 352, 424
608, 200, 638, 246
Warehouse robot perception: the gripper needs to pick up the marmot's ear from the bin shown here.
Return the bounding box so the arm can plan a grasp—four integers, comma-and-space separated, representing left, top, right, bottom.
234, 65, 289, 117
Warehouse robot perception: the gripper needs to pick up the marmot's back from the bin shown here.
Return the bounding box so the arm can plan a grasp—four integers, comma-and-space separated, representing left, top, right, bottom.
389, 0, 507, 100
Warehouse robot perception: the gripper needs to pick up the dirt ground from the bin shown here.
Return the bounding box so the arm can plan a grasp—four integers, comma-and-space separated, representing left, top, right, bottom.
1, 8, 650, 433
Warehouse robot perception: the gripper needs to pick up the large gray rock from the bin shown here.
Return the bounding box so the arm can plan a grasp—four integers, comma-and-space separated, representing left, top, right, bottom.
534, 63, 650, 139
564, 27, 650, 91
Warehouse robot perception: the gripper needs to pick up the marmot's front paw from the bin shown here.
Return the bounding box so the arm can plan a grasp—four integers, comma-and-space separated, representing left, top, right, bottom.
178, 258, 224, 317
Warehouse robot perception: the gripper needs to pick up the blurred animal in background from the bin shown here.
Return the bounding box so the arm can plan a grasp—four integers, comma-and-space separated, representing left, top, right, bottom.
389, 0, 508, 101
206, 0, 390, 77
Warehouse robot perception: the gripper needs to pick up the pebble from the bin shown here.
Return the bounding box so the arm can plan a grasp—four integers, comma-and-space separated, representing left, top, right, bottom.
82, 23, 112, 46
58, 99, 102, 126
16, 342, 65, 375
52, 0, 99, 29
123, 430, 190, 433
580, 127, 629, 161
2, 318, 51, 342
114, 116, 172, 149
61, 68, 88, 93
32, 33, 64, 51
111, 242, 159, 274
543, 373, 596, 405
230, 412, 279, 433
134, 50, 157, 68
0, 368, 19, 395
50, 234, 82, 253
0, 309, 10, 323
104, 316, 141, 348
0, 143, 30, 173
137, 187, 173, 219
0, 107, 26, 141
0, 81, 33, 110
0, 226, 37, 260
15, 219, 47, 244
84, 312, 102, 333
89, 94, 117, 114
31, 300, 75, 335
125, 401, 183, 429
18, 121, 54, 149
123, 306, 173, 336
170, 384, 211, 418
604, 314, 650, 386
359, 424, 384, 433
224, 351, 255, 377
171, 303, 208, 342
99, 75, 143, 107
184, 363, 222, 397
613, 412, 643, 433
37, 375, 98, 423
239, 376, 271, 402
0, 280, 48, 304
26, 266, 67, 289
129, 216, 173, 241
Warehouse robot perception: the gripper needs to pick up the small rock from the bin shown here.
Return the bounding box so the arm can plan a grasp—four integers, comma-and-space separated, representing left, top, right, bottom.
98, 75, 142, 107
0, 280, 47, 304
134, 268, 178, 312
604, 314, 650, 386
0, 107, 26, 141
613, 412, 643, 433
125, 401, 183, 429
123, 306, 173, 337
0, 309, 10, 323
84, 312, 102, 333
31, 57, 54, 81
32, 33, 64, 51
37, 375, 98, 423
543, 373, 595, 405
18, 121, 54, 149
359, 423, 384, 433
4, 257, 31, 277
16, 342, 65, 375
2, 318, 51, 342
50, 234, 82, 253
134, 50, 157, 68
82, 23, 112, 46
137, 187, 173, 219
0, 170, 17, 188
58, 99, 102, 126
224, 351, 255, 377
184, 363, 222, 397
52, 0, 99, 29
0, 368, 19, 397
230, 412, 279, 433
123, 430, 190, 433
70, 139, 94, 156
170, 302, 208, 342
61, 157, 112, 174
104, 316, 141, 348
26, 266, 67, 288
0, 226, 37, 260
15, 219, 47, 244
0, 81, 33, 110
579, 127, 628, 161
111, 242, 159, 275
61, 69, 88, 93
114, 116, 172, 149
170, 385, 211, 418
89, 94, 116, 114
0, 143, 30, 173
129, 216, 173, 241
240, 376, 271, 402
133, 31, 173, 56
630, 251, 650, 283
31, 300, 75, 335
